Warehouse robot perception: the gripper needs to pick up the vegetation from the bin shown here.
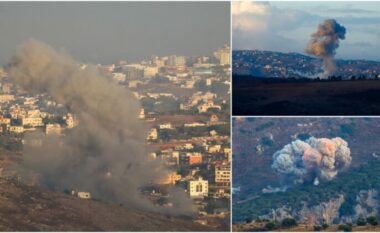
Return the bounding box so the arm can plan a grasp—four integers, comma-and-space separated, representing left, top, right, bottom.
261, 136, 274, 147
255, 121, 274, 132
281, 218, 297, 228
366, 216, 378, 226
338, 223, 352, 232
356, 217, 367, 226
264, 221, 276, 231
233, 159, 380, 223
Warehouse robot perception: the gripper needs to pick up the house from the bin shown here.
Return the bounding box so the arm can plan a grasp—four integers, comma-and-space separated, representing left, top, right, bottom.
188, 178, 208, 198
9, 125, 24, 134
77, 192, 91, 199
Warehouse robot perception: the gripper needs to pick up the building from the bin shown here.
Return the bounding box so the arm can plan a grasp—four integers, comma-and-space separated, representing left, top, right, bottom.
0, 116, 11, 126
159, 172, 182, 185
112, 72, 126, 83
187, 153, 202, 165
124, 66, 144, 80
215, 164, 231, 186
22, 117, 43, 127
138, 108, 145, 119
224, 147, 232, 162
159, 123, 173, 129
147, 128, 158, 140
0, 94, 15, 103
214, 46, 230, 65
143, 66, 159, 78
208, 145, 222, 153
45, 124, 61, 135
9, 125, 24, 134
188, 177, 208, 198
168, 55, 186, 67
77, 192, 91, 199
63, 113, 77, 128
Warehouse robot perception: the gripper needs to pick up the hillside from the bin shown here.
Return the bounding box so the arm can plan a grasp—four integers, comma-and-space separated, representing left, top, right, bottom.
232, 50, 380, 78
232, 118, 380, 229
0, 178, 215, 231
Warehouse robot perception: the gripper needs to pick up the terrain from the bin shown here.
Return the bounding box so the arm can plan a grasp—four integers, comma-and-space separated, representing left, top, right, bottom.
0, 178, 215, 231
233, 77, 380, 115
232, 50, 380, 78
232, 118, 380, 231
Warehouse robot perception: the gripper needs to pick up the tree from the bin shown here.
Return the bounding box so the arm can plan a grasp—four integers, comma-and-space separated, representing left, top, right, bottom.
366, 216, 378, 226
356, 217, 366, 226
338, 224, 352, 232
281, 218, 297, 228
265, 221, 276, 231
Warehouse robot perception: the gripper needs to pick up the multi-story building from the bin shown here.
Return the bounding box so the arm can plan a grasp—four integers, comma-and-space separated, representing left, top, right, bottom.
188, 177, 208, 198
22, 117, 43, 127
215, 164, 231, 186
214, 46, 230, 65
143, 66, 159, 78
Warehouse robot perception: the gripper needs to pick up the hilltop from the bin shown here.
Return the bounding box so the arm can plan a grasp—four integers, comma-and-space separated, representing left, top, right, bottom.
232, 50, 380, 79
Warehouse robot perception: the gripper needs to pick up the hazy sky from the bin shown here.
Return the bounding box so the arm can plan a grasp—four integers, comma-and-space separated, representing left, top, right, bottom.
233, 1, 380, 61
0, 2, 230, 65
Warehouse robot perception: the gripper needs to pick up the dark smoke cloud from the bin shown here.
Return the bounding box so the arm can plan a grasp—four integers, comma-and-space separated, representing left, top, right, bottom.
7, 40, 194, 215
272, 137, 351, 185
305, 19, 346, 78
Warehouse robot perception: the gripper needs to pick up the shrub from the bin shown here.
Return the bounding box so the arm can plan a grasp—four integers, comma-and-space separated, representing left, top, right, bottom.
313, 225, 322, 231
366, 216, 378, 226
265, 222, 276, 231
321, 223, 329, 229
338, 224, 352, 232
281, 218, 297, 227
356, 217, 367, 226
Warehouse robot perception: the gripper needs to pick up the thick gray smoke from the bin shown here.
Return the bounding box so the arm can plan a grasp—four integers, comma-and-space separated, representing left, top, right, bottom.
272, 137, 351, 185
305, 19, 346, 78
7, 40, 194, 215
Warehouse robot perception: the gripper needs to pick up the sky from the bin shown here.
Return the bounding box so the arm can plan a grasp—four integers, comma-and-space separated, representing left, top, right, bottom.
232, 1, 380, 61
0, 2, 230, 65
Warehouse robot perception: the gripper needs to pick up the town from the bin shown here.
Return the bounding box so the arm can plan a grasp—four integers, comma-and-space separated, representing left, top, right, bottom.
0, 45, 231, 228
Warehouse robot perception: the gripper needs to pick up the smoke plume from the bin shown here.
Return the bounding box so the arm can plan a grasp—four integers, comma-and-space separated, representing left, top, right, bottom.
272, 137, 351, 185
305, 19, 346, 78
7, 40, 194, 215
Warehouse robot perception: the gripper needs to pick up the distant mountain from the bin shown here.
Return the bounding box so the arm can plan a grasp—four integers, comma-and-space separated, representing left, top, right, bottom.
0, 178, 214, 231
233, 50, 380, 79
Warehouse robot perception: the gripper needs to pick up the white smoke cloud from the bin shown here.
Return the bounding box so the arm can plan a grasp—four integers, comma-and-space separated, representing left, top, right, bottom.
272, 137, 351, 185
7, 39, 194, 215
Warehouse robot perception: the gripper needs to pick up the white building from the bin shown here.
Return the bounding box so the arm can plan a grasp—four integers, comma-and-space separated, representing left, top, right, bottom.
188, 177, 208, 198
159, 123, 173, 129
77, 192, 91, 199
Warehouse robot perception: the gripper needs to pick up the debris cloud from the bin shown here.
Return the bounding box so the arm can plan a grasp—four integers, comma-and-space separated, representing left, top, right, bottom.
272, 137, 351, 185
7, 39, 194, 215
305, 19, 346, 78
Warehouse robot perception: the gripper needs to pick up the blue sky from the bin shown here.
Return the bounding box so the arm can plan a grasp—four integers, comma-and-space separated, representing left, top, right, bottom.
232, 1, 380, 61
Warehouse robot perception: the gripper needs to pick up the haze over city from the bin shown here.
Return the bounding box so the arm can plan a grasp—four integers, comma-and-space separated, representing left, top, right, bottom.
0, 2, 230, 65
